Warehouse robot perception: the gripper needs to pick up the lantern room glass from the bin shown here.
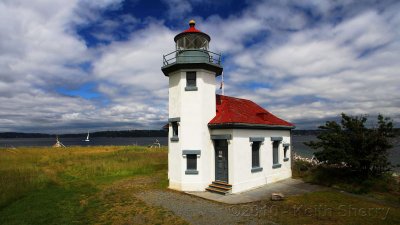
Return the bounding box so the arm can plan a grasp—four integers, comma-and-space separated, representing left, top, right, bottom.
176, 33, 209, 50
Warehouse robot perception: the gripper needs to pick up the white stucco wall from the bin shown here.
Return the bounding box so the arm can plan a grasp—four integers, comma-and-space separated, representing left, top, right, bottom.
230, 129, 292, 193
168, 69, 217, 191
168, 71, 181, 190
210, 128, 292, 194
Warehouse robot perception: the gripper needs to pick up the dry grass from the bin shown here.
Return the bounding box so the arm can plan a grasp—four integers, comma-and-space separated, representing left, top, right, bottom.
0, 146, 187, 225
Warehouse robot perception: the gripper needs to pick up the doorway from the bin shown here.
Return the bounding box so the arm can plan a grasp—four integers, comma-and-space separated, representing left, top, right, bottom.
214, 139, 228, 183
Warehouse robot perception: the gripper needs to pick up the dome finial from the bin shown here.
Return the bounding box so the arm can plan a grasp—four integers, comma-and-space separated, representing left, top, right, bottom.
189, 19, 195, 27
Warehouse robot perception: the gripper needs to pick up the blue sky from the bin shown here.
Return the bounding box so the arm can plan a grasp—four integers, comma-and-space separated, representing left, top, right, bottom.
0, 0, 399, 133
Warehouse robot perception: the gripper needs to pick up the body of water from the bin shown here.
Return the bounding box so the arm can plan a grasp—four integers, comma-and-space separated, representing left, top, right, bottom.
1, 135, 399, 171
0, 137, 168, 148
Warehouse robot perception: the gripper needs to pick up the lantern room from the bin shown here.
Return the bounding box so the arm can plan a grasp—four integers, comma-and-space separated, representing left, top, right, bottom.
161, 20, 223, 76
174, 20, 210, 50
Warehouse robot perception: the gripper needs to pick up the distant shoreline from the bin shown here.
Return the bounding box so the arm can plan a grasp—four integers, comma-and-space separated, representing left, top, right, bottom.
2, 129, 399, 138
0, 130, 168, 138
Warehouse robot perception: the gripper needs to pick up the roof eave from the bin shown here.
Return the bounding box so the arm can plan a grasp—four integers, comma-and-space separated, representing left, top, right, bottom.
161, 62, 223, 76
208, 123, 295, 130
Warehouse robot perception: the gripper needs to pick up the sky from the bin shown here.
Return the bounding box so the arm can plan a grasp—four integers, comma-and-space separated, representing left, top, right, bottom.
0, 0, 399, 133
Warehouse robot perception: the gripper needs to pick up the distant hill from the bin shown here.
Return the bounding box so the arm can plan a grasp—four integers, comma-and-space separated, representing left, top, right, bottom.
0, 132, 53, 138
0, 130, 168, 138
292, 128, 400, 136
1, 128, 398, 138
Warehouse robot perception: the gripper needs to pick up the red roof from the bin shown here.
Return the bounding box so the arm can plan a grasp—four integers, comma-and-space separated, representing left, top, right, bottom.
209, 95, 294, 129
174, 20, 210, 42
182, 24, 202, 33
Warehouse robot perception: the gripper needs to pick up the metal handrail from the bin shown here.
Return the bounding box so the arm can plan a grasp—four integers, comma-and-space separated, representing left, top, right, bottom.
162, 49, 222, 66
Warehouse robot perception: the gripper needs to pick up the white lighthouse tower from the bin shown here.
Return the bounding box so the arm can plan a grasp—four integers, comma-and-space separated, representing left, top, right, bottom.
162, 20, 223, 191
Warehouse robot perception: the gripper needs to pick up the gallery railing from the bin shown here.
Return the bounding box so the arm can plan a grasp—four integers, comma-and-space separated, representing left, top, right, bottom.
163, 49, 222, 66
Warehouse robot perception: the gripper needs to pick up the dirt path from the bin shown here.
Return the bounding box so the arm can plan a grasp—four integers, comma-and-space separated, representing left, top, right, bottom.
135, 190, 279, 225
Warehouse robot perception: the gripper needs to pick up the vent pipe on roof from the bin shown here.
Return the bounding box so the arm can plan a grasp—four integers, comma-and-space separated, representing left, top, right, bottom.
256, 112, 270, 120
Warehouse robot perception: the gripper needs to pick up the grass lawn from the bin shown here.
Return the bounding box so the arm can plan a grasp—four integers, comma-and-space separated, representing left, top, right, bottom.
0, 146, 399, 225
0, 146, 186, 225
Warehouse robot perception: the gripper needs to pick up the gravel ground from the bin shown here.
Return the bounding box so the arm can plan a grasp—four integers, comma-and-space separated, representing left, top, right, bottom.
135, 190, 279, 225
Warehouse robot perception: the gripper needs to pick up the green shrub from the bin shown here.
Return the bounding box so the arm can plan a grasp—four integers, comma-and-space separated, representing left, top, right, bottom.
292, 160, 313, 178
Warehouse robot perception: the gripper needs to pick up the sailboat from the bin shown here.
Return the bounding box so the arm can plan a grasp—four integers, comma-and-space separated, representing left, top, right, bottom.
53, 135, 66, 148
84, 131, 90, 142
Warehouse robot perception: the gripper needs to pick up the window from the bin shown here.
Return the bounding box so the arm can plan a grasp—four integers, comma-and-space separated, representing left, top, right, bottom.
186, 72, 196, 86
272, 141, 281, 168
185, 72, 197, 91
183, 150, 200, 174
252, 142, 260, 168
249, 137, 264, 173
172, 122, 178, 136
187, 154, 197, 170
283, 144, 290, 161
284, 146, 288, 158
171, 122, 179, 141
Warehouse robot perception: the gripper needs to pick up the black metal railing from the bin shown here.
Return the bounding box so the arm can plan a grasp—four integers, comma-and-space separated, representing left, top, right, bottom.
163, 49, 222, 66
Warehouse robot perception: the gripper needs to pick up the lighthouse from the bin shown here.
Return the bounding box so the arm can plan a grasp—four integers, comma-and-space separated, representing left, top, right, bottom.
162, 21, 294, 194
162, 20, 223, 191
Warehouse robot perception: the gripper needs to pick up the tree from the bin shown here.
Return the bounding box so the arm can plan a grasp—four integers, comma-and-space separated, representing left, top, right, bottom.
305, 113, 394, 177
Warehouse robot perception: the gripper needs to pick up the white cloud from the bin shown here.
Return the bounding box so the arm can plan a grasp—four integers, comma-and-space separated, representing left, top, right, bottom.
93, 23, 175, 89
92, 22, 175, 120
161, 0, 192, 19
0, 0, 145, 133
265, 40, 355, 76
0, 0, 399, 132
222, 4, 400, 127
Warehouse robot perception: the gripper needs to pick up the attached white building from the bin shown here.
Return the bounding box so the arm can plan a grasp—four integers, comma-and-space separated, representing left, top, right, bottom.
162, 20, 295, 194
